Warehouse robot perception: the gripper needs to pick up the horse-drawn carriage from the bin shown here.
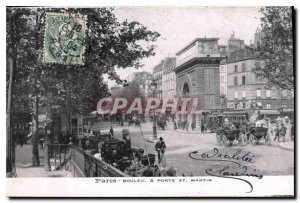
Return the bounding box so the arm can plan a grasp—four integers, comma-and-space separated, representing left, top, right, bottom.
248, 127, 269, 145
216, 129, 245, 146
213, 110, 273, 146
216, 125, 269, 146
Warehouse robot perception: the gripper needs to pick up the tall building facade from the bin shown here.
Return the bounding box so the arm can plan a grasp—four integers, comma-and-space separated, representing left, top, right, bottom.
219, 59, 228, 97
175, 38, 223, 125
227, 50, 294, 110
162, 57, 176, 101
153, 62, 163, 99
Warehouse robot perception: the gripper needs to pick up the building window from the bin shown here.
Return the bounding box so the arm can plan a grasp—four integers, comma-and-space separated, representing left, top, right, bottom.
282, 104, 287, 108
266, 103, 271, 109
234, 91, 238, 99
209, 42, 214, 50
234, 65, 238, 73
256, 89, 261, 98
291, 90, 294, 98
242, 102, 246, 109
242, 90, 246, 99
266, 89, 271, 98
242, 76, 246, 85
234, 77, 238, 86
282, 90, 287, 99
242, 63, 246, 72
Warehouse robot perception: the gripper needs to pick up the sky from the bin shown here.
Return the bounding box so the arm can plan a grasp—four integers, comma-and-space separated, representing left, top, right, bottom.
106, 7, 262, 87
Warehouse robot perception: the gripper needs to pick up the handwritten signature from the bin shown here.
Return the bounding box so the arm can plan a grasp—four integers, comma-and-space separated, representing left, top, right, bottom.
189, 147, 255, 166
188, 148, 263, 193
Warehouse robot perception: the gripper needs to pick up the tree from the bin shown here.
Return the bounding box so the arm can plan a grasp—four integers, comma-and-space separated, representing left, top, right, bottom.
6, 8, 33, 171
254, 7, 293, 90
7, 7, 160, 166
117, 79, 142, 99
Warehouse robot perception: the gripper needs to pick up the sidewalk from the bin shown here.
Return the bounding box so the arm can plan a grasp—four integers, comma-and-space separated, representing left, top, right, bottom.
16, 165, 72, 177
15, 145, 72, 178
277, 141, 294, 151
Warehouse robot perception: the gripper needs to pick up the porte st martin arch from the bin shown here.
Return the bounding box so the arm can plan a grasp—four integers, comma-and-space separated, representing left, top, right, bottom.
175, 38, 223, 127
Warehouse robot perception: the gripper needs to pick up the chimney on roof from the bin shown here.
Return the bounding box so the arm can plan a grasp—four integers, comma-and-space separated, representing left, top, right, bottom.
230, 31, 235, 40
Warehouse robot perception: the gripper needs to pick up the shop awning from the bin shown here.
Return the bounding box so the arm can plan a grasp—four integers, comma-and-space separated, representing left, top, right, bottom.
259, 110, 280, 115
282, 109, 294, 112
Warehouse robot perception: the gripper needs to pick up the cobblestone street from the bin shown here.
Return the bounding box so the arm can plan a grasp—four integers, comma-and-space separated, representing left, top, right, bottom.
112, 122, 294, 176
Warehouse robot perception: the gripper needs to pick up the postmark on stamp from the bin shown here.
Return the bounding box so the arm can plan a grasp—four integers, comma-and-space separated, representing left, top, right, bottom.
43, 13, 87, 65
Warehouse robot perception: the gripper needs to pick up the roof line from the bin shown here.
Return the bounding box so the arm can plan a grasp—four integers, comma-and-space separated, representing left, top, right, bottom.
176, 38, 219, 55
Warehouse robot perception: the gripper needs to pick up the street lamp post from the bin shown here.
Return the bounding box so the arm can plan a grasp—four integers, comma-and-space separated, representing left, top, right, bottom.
150, 81, 157, 140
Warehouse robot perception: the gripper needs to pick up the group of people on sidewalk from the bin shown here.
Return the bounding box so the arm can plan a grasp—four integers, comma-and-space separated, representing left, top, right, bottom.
173, 119, 205, 132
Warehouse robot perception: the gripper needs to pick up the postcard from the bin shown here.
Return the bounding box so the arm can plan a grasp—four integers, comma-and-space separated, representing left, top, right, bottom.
6, 6, 294, 197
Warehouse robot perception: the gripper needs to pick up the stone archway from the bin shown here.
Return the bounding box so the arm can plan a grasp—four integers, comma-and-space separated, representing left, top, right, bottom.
180, 74, 192, 97
183, 82, 190, 97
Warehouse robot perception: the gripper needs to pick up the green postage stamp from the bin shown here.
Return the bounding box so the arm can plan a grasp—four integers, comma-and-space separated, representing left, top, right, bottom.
43, 13, 87, 65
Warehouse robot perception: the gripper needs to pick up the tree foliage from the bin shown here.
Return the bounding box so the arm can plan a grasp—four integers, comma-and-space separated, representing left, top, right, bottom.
7, 7, 160, 114
7, 7, 160, 166
115, 79, 142, 99
254, 7, 293, 90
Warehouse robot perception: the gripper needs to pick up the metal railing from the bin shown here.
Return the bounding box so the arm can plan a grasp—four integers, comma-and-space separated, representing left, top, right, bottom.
48, 144, 128, 177
48, 144, 69, 170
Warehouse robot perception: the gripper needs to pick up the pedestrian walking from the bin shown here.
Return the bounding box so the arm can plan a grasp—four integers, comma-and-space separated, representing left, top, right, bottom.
290, 121, 294, 141
279, 123, 287, 142
110, 126, 114, 137
191, 121, 195, 131
81, 136, 87, 150
97, 140, 103, 153
265, 118, 272, 145
273, 125, 280, 142
173, 121, 177, 130
185, 120, 189, 131
240, 123, 247, 144
155, 137, 166, 165
39, 137, 44, 150
68, 137, 73, 145
201, 122, 205, 134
